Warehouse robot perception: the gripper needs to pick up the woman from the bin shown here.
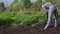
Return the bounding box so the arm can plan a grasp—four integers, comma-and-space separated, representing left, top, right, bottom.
42, 2, 58, 29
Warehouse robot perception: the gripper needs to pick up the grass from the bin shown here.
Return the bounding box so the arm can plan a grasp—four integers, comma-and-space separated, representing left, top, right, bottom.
0, 10, 46, 26
0, 9, 60, 26
11, 11, 46, 26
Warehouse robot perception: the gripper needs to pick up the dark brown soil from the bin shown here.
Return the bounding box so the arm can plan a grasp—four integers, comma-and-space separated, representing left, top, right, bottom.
0, 21, 60, 34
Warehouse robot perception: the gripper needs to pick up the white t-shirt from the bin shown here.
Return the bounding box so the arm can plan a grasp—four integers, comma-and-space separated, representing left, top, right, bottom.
42, 2, 55, 12
42, 2, 53, 8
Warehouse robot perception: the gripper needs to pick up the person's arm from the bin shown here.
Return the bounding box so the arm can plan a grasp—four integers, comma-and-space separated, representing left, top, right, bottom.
42, 5, 47, 12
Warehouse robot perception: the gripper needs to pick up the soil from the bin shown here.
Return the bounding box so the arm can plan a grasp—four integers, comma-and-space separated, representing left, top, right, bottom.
0, 21, 60, 34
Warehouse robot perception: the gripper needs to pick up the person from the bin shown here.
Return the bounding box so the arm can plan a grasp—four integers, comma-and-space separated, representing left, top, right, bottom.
42, 2, 58, 29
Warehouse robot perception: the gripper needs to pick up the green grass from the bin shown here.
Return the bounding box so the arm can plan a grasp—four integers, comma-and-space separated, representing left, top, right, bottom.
0, 10, 46, 26
0, 9, 60, 26
0, 11, 16, 26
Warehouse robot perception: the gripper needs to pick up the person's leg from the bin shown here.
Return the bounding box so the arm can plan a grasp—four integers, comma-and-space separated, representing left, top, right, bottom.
44, 8, 53, 29
54, 11, 58, 27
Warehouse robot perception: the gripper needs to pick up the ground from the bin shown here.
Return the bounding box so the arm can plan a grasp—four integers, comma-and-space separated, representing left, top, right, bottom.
0, 21, 60, 34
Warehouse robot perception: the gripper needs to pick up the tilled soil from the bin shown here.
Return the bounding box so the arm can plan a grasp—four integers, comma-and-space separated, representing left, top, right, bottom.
0, 21, 60, 34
